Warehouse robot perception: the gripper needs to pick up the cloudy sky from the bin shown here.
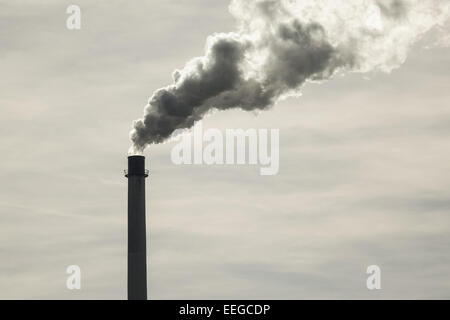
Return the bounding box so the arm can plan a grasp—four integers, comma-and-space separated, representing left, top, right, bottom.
0, 0, 449, 299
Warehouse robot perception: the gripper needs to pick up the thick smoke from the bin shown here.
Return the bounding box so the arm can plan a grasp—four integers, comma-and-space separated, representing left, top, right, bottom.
129, 0, 450, 154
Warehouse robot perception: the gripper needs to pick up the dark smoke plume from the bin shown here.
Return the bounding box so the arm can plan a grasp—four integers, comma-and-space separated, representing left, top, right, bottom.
129, 0, 450, 154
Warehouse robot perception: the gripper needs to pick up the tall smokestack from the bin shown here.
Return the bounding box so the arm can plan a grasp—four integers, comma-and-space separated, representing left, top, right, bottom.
125, 155, 148, 300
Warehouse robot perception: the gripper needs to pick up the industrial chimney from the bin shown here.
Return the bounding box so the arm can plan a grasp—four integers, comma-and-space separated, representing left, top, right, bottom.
125, 155, 148, 300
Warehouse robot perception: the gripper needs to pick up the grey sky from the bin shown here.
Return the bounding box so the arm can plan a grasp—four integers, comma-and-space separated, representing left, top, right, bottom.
0, 0, 449, 299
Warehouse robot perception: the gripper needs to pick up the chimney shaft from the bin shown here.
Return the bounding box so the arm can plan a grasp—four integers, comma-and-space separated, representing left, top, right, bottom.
126, 155, 148, 300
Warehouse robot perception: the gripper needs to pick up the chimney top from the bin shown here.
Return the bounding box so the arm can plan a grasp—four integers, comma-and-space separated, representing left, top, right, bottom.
125, 155, 148, 178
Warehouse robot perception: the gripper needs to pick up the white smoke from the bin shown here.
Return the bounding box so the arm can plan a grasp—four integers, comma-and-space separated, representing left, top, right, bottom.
129, 0, 450, 154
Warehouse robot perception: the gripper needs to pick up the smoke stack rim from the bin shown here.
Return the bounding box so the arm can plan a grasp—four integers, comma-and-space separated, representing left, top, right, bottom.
125, 155, 149, 178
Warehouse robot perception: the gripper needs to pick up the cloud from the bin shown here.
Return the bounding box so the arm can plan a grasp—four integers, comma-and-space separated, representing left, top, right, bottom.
130, 0, 450, 152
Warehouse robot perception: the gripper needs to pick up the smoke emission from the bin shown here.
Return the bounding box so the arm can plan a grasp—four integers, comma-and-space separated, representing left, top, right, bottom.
129, 0, 450, 154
